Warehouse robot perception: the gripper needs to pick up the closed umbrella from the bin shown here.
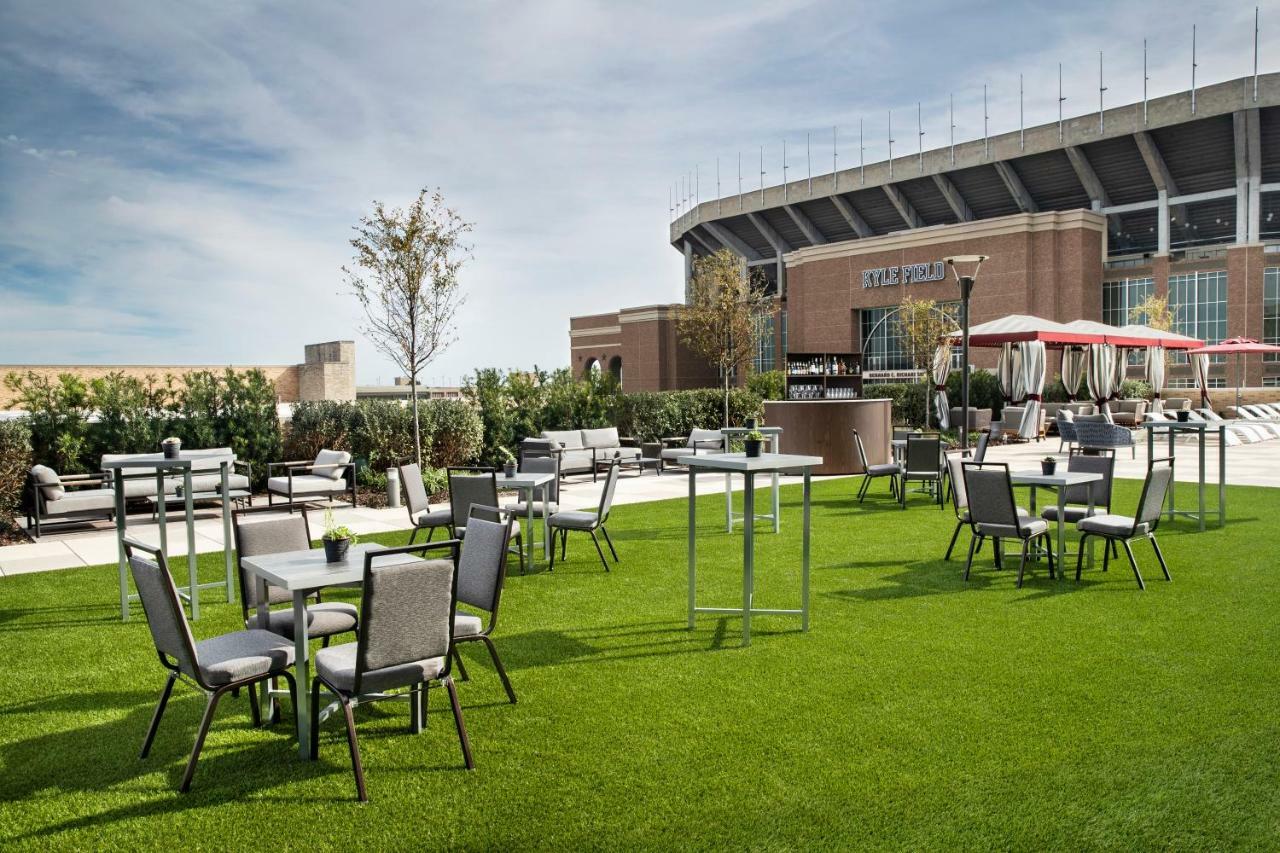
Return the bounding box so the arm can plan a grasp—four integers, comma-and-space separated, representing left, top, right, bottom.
1145, 346, 1166, 413
997, 343, 1017, 406
932, 342, 952, 429
1085, 343, 1118, 417
1060, 346, 1086, 401
1185, 337, 1280, 410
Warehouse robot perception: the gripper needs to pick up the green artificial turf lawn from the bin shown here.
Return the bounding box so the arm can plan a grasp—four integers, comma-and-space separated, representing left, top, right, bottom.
1, 476, 1278, 851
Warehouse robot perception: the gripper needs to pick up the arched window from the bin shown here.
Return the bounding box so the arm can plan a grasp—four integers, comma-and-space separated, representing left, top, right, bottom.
583, 358, 601, 378
608, 355, 623, 384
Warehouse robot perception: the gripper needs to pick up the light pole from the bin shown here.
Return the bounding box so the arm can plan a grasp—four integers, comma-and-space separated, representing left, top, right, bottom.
944, 255, 988, 452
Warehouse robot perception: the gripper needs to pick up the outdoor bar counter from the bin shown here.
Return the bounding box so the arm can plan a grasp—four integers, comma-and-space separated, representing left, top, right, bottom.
763, 398, 892, 475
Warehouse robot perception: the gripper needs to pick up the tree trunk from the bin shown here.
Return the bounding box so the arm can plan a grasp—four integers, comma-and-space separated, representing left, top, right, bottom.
923, 370, 931, 429
723, 369, 730, 428
410, 369, 422, 469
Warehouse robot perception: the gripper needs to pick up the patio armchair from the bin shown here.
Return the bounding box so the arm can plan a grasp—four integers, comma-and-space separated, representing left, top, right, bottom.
266, 449, 356, 512
310, 540, 472, 802
1074, 419, 1136, 458
1056, 410, 1078, 453
1110, 399, 1149, 428
961, 462, 1056, 588
398, 461, 453, 544
851, 428, 900, 502
124, 538, 297, 793
948, 407, 993, 433
25, 465, 116, 538
231, 506, 359, 648
1075, 457, 1175, 590
658, 428, 724, 471
548, 458, 621, 572
450, 505, 518, 704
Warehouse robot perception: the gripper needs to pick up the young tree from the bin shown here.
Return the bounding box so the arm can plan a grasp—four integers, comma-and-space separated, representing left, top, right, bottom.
1130, 293, 1177, 398
895, 297, 959, 428
676, 249, 773, 426
346, 188, 472, 467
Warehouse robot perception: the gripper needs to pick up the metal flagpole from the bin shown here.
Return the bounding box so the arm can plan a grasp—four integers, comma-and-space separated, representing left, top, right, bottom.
782, 139, 788, 200
888, 110, 894, 179
738, 152, 743, 208
807, 132, 812, 195
1143, 40, 1149, 124
950, 94, 956, 165
832, 126, 838, 190
1099, 51, 1106, 133
983, 85, 989, 159
1059, 63, 1066, 141
1256, 7, 1261, 102
1019, 74, 1025, 150
917, 102, 924, 172
1191, 24, 1198, 114
759, 146, 765, 205
860, 118, 866, 185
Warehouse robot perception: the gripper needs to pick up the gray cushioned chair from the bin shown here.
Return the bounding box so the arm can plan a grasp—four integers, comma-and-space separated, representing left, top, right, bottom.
450, 505, 517, 704
1040, 449, 1116, 526
504, 454, 560, 517
1075, 457, 1174, 590
232, 506, 359, 648
310, 540, 470, 802
266, 449, 356, 511
852, 428, 900, 502
548, 458, 621, 572
944, 454, 1031, 563
124, 538, 297, 793
900, 434, 944, 509
962, 462, 1056, 588
448, 467, 523, 572
398, 461, 452, 543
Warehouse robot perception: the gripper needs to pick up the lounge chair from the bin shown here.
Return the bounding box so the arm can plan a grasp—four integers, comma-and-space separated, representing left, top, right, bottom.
266, 449, 356, 511
25, 465, 115, 537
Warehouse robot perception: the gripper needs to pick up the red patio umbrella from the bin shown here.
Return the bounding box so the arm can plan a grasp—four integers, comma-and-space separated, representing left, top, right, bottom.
1185, 337, 1280, 409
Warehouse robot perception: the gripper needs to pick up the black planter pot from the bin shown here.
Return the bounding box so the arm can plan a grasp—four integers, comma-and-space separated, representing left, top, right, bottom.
1041, 460, 1057, 476
744, 439, 763, 458
503, 461, 517, 478
162, 442, 181, 460
1176, 410, 1191, 422
323, 537, 351, 563
745, 418, 759, 430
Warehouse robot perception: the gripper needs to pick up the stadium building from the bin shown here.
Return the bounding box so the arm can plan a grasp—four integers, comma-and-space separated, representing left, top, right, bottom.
570, 73, 1280, 395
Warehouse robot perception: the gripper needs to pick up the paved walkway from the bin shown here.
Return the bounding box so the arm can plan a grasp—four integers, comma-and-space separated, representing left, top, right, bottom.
3, 431, 1277, 576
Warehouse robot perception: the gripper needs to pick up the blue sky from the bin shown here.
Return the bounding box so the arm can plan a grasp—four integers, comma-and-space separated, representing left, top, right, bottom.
0, 1, 1272, 384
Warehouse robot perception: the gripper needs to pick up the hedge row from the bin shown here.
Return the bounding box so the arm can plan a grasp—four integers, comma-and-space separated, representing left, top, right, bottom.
284, 399, 483, 474
0, 420, 31, 534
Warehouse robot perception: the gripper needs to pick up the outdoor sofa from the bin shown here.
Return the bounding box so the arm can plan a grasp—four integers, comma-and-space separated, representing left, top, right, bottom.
947, 407, 993, 432
25, 466, 116, 538
538, 428, 640, 480
100, 448, 251, 500
266, 449, 356, 510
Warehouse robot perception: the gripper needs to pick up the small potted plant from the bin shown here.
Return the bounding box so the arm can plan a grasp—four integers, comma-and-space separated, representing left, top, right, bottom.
161, 436, 182, 460
1041, 455, 1057, 476
499, 447, 517, 478
745, 416, 759, 430
1176, 409, 1191, 422
321, 508, 358, 563
743, 429, 765, 458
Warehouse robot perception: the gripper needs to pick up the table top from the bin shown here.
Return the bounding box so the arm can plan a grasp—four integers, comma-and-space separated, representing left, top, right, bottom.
1010, 469, 1103, 487
101, 451, 236, 470
241, 543, 424, 591
1140, 420, 1225, 431
497, 471, 555, 489
680, 451, 822, 472
719, 426, 784, 436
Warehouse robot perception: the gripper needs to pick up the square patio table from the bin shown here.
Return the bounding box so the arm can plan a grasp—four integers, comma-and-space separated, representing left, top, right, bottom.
495, 470, 554, 569
105, 453, 237, 622
682, 451, 821, 646
241, 542, 425, 758
1140, 421, 1226, 531
719, 427, 783, 533
1009, 469, 1100, 571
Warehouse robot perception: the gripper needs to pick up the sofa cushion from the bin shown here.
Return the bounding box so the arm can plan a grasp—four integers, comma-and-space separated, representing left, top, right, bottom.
183, 473, 251, 495
30, 465, 64, 501
581, 427, 620, 449
43, 489, 116, 515
268, 474, 347, 495
558, 449, 594, 473
541, 429, 584, 450
687, 428, 723, 449
313, 449, 350, 481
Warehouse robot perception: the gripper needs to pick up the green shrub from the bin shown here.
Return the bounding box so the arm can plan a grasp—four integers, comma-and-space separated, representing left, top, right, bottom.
1120, 379, 1153, 400
944, 369, 1005, 418
616, 388, 762, 442
3, 372, 92, 472
419, 399, 483, 468
0, 420, 32, 532
747, 370, 786, 401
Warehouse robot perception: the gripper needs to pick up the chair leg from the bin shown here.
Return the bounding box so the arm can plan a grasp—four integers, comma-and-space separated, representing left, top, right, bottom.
857, 475, 869, 503
310, 679, 322, 760
426, 525, 435, 543
179, 688, 225, 793
560, 528, 568, 561
278, 671, 297, 729
963, 528, 979, 581
340, 696, 367, 802
1121, 539, 1146, 590
444, 676, 474, 770
1016, 538, 1029, 588
600, 525, 619, 562
1044, 533, 1056, 578
993, 537, 1003, 569
140, 672, 177, 759
512, 531, 525, 573
944, 519, 964, 561
1075, 533, 1089, 581
589, 530, 610, 572
481, 636, 518, 704
1149, 534, 1171, 581
452, 647, 470, 682
247, 679, 262, 727
409, 684, 424, 734
408, 526, 419, 545
548, 527, 557, 569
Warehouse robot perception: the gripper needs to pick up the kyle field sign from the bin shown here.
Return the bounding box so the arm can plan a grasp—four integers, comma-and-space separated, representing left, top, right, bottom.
861, 261, 946, 288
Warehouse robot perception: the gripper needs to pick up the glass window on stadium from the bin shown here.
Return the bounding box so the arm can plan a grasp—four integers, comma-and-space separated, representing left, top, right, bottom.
861, 302, 961, 373
753, 312, 776, 373
1170, 270, 1228, 364
1103, 276, 1155, 365
1265, 268, 1280, 362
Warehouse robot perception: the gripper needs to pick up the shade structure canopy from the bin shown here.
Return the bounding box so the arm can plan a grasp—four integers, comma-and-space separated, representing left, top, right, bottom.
1185, 336, 1280, 356
1115, 324, 1204, 350
953, 314, 1103, 348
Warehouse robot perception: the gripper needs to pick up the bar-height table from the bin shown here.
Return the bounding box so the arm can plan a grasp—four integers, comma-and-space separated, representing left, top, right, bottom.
1009, 469, 1100, 570
493, 470, 554, 569
719, 426, 783, 533
241, 543, 425, 758
683, 451, 822, 646
1141, 420, 1226, 531
105, 453, 236, 622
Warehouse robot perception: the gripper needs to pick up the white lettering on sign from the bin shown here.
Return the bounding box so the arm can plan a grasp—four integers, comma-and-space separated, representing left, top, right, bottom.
861, 261, 946, 288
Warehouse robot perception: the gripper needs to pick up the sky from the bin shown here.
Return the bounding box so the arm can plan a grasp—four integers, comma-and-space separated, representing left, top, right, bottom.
0, 1, 1273, 385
